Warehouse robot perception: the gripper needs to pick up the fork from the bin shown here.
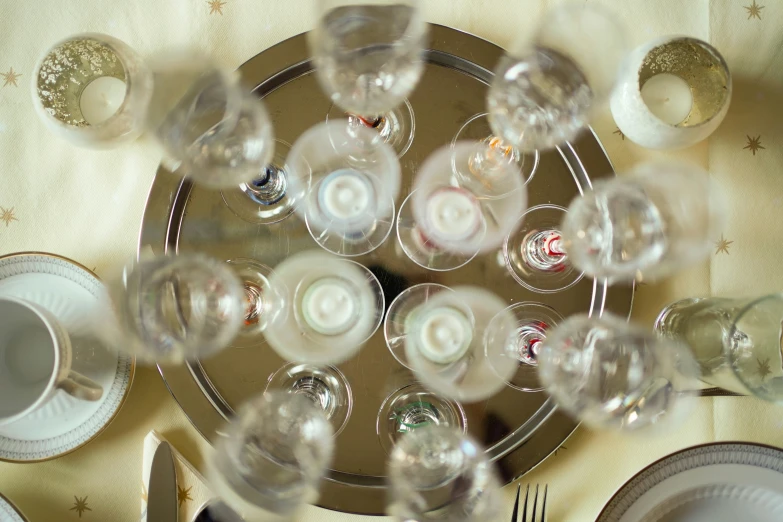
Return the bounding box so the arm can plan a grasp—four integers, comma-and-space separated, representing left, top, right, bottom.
511, 483, 548, 522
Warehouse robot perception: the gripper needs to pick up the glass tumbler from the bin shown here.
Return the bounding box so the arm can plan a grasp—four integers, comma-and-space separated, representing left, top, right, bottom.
208, 391, 334, 520
655, 294, 783, 402
539, 313, 700, 432
386, 425, 502, 522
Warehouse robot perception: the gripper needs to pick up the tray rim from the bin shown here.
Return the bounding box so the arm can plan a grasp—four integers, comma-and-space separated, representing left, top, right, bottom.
139, 23, 634, 515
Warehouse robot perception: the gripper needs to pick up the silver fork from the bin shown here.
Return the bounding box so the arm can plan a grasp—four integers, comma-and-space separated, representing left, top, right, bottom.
511, 483, 548, 522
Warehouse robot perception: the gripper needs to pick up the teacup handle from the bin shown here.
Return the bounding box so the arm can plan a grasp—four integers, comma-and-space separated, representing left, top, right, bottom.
58, 371, 103, 402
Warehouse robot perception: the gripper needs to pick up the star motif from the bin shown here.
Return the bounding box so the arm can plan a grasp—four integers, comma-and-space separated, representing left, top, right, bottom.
715, 234, 733, 255
744, 135, 765, 155
756, 357, 772, 380
207, 0, 226, 15
554, 445, 568, 456
613, 127, 625, 140
1, 67, 21, 88
177, 485, 193, 506
69, 496, 92, 517
141, 481, 148, 502
744, 1, 764, 19
0, 207, 18, 226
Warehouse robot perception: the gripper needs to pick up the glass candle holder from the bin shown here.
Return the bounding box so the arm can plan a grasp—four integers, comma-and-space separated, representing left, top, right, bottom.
32, 33, 153, 149
610, 36, 731, 149
263, 250, 384, 365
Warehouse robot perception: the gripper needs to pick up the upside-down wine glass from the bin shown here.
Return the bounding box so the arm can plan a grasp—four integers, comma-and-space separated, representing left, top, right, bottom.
310, 0, 428, 158
403, 285, 517, 402
560, 161, 727, 283
386, 425, 502, 522
487, 4, 626, 152
538, 313, 700, 432
262, 250, 384, 365
207, 391, 334, 520
397, 142, 527, 271
105, 253, 245, 364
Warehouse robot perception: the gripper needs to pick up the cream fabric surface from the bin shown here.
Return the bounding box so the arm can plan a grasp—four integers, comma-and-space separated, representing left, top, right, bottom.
0, 0, 781, 521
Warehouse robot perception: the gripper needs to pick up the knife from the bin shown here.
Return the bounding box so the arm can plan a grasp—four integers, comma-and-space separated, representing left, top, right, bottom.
148, 442, 179, 522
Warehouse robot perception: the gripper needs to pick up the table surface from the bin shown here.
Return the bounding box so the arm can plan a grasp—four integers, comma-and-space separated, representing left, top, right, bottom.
0, 0, 781, 521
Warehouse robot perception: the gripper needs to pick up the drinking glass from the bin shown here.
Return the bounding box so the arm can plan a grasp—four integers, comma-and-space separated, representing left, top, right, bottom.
486, 302, 564, 392
226, 258, 288, 338
397, 142, 527, 271
376, 382, 467, 456
310, 0, 428, 157
148, 61, 275, 189
208, 391, 334, 519
263, 250, 384, 365
538, 313, 700, 432
386, 425, 502, 522
504, 204, 584, 293
106, 254, 244, 364
267, 362, 353, 436
487, 4, 626, 152
561, 161, 727, 283
655, 294, 783, 402
404, 285, 517, 402
285, 121, 401, 256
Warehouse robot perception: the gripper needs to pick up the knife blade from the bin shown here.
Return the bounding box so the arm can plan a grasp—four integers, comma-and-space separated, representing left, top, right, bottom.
148, 442, 179, 522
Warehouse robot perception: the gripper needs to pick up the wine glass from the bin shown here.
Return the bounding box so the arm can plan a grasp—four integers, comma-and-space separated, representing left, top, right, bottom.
487, 4, 626, 152
386, 425, 502, 522
485, 302, 564, 392
538, 313, 700, 432
148, 61, 275, 189
207, 391, 334, 519
376, 381, 467, 456
285, 120, 401, 256
263, 250, 384, 365
560, 161, 727, 283
310, 0, 428, 157
397, 142, 527, 271
404, 285, 517, 402
225, 258, 287, 338
105, 253, 244, 364
267, 362, 353, 437
504, 204, 584, 293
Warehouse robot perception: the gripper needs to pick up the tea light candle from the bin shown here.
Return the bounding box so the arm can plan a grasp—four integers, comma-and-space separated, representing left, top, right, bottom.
318, 169, 372, 223
80, 76, 126, 125
301, 277, 358, 335
610, 36, 731, 150
640, 73, 693, 126
425, 187, 481, 242
416, 306, 472, 364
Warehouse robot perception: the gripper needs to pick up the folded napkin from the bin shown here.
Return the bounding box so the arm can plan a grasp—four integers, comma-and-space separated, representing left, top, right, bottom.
141, 430, 215, 522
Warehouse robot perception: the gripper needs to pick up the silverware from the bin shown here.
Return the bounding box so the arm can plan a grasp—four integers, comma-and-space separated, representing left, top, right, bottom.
148, 442, 179, 522
699, 387, 744, 397
512, 484, 547, 522
191, 500, 243, 522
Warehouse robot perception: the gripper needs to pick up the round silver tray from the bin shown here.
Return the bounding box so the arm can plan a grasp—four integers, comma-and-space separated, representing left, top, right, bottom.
139, 24, 634, 515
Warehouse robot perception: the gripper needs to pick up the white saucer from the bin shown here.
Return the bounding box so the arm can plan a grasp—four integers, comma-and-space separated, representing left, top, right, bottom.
0, 252, 135, 462
0, 493, 26, 522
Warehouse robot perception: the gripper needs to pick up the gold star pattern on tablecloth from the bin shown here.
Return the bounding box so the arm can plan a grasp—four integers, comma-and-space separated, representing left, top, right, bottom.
744, 135, 765, 155
141, 481, 148, 502
554, 445, 568, 456
744, 1, 764, 19
0, 207, 18, 226
613, 127, 625, 140
756, 358, 772, 380
715, 235, 733, 255
1, 67, 21, 87
178, 485, 193, 507
69, 496, 92, 518
207, 0, 226, 15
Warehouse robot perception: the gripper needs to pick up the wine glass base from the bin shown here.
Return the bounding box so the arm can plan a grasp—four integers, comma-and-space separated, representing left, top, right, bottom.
487, 302, 564, 392
221, 139, 297, 225
396, 190, 479, 271
226, 258, 287, 338
266, 362, 353, 437
326, 99, 415, 158
376, 382, 466, 455
384, 283, 451, 369
452, 112, 539, 185
504, 204, 584, 293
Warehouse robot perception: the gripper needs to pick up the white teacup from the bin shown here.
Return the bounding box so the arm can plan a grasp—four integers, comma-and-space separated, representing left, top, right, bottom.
0, 296, 103, 426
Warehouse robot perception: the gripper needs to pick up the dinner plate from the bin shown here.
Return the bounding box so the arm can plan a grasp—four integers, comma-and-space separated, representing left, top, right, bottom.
0, 492, 27, 522
597, 442, 783, 522
0, 252, 135, 462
